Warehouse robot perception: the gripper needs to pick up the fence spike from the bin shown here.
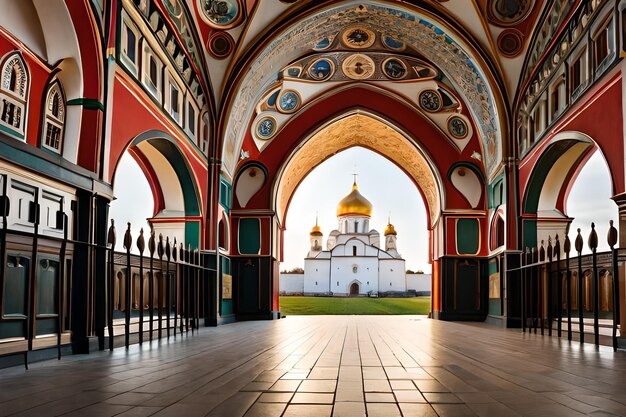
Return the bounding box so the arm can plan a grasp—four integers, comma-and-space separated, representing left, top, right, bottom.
575, 228, 583, 254
588, 222, 598, 251
123, 222, 132, 252
172, 237, 177, 262
540, 240, 545, 262
137, 228, 145, 254
554, 234, 560, 257
107, 219, 116, 249
158, 234, 164, 259
608, 220, 618, 249
547, 236, 553, 262
165, 237, 171, 261
564, 233, 570, 255
148, 226, 156, 256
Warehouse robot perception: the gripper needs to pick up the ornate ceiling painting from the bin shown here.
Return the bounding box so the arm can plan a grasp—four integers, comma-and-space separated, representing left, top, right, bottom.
275, 113, 443, 227
221, 1, 505, 180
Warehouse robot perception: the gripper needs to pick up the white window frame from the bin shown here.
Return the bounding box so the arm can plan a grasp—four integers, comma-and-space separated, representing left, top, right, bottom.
200, 112, 209, 155
0, 51, 29, 139
42, 81, 65, 153
184, 95, 199, 139
140, 40, 163, 101
120, 11, 140, 76
164, 71, 182, 124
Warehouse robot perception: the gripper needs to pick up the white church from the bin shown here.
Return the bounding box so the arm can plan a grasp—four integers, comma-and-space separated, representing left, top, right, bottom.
302, 180, 407, 296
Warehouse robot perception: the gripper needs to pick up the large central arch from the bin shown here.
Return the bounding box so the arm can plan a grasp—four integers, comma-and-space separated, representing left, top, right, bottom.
273, 111, 444, 230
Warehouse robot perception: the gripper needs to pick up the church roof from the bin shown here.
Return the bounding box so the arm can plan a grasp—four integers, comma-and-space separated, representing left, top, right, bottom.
336, 180, 373, 218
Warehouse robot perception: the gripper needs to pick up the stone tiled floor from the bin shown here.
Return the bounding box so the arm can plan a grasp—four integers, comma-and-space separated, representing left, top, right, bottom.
1, 316, 626, 416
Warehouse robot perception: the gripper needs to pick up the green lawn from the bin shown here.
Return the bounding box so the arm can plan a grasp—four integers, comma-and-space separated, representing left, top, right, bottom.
279, 296, 431, 315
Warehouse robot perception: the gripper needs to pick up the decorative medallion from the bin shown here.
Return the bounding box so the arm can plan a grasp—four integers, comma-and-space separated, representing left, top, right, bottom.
497, 29, 524, 58
419, 90, 442, 112
342, 26, 375, 48
198, 0, 241, 28
207, 31, 234, 59
278, 90, 301, 113
255, 116, 277, 140
341, 54, 375, 80
382, 35, 405, 51
448, 116, 468, 139
487, 0, 533, 26
308, 58, 334, 81
382, 58, 407, 80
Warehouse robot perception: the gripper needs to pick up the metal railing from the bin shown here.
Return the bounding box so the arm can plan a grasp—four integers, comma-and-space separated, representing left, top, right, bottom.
106, 221, 214, 351
0, 195, 215, 367
510, 222, 621, 351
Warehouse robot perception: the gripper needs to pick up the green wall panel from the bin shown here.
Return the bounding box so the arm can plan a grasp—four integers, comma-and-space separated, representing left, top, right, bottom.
185, 221, 200, 249
239, 218, 261, 255
456, 218, 479, 254
523, 219, 537, 250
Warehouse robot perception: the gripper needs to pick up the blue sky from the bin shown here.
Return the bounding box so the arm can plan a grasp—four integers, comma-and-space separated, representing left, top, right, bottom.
110, 146, 616, 265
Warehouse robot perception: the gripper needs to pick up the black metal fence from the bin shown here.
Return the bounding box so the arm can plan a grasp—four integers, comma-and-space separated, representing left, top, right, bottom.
106, 221, 214, 350
510, 222, 622, 351
0, 194, 215, 368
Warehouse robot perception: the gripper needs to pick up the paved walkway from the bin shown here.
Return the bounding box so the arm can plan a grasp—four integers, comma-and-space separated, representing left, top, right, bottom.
1, 316, 626, 416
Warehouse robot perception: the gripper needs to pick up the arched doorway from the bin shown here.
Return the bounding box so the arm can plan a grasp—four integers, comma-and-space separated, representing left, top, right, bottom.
350, 282, 359, 296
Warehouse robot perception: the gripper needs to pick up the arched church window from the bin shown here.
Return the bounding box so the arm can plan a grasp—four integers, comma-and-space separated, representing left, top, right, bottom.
42, 81, 65, 153
0, 52, 29, 139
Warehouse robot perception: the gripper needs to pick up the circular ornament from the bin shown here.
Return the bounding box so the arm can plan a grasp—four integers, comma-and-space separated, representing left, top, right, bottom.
448, 116, 468, 139
278, 90, 301, 113
308, 58, 334, 81
256, 116, 277, 140
419, 90, 442, 112
341, 54, 375, 80
487, 0, 532, 26
497, 29, 523, 58
199, 0, 241, 28
382, 58, 407, 80
382, 35, 405, 51
207, 31, 234, 59
342, 25, 375, 49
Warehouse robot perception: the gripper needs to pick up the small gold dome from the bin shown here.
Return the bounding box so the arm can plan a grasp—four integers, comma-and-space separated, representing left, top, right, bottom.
336, 181, 373, 217
384, 223, 397, 236
310, 224, 323, 236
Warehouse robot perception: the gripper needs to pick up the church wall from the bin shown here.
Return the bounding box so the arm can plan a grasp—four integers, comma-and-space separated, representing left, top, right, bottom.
379, 259, 406, 293
331, 256, 379, 295
303, 259, 330, 294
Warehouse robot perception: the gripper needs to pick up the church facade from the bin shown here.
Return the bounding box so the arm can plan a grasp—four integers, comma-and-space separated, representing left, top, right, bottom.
303, 181, 406, 296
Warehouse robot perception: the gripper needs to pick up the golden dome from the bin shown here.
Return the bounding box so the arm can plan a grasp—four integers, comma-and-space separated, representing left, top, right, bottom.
336, 181, 373, 217
384, 223, 397, 236
310, 224, 323, 236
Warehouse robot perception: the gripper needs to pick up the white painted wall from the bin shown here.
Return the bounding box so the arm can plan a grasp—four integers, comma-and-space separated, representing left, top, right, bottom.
379, 259, 406, 292
406, 274, 432, 294
303, 258, 330, 293
279, 273, 304, 294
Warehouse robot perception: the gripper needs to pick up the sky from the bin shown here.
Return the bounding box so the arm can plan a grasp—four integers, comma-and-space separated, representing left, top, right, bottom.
109, 146, 616, 263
